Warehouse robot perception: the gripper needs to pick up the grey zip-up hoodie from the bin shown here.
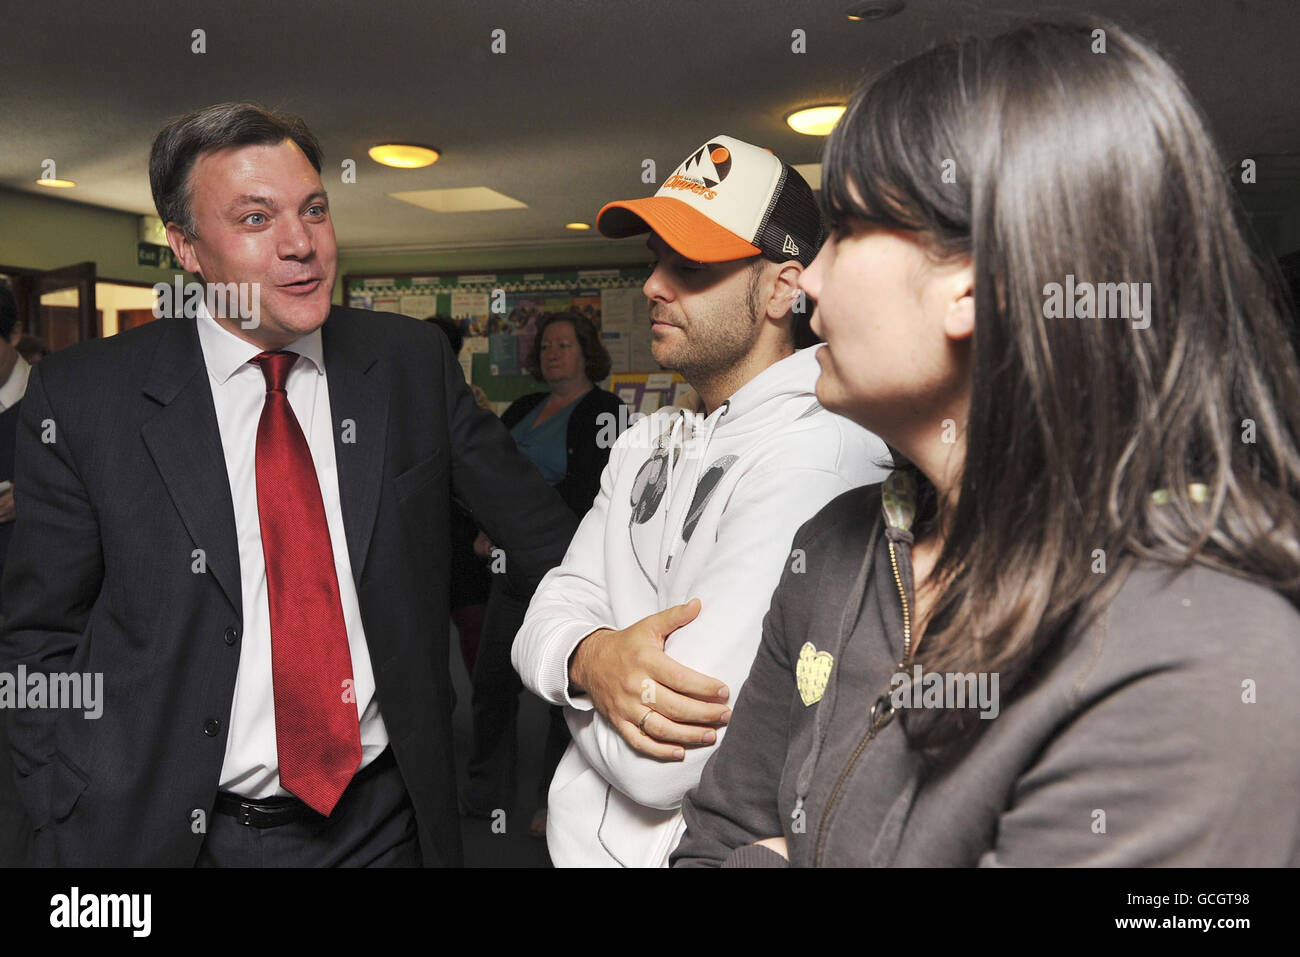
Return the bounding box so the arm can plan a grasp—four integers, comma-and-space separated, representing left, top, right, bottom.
673, 473, 1300, 866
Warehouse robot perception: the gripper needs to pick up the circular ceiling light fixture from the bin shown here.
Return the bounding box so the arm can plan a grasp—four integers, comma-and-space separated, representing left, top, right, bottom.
368, 144, 440, 168
846, 0, 905, 21
786, 105, 846, 136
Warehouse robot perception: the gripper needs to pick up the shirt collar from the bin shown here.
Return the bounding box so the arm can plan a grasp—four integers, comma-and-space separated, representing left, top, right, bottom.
194, 296, 325, 385
0, 355, 31, 408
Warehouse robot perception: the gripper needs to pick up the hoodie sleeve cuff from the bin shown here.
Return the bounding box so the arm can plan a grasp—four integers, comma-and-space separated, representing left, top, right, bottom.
721, 844, 791, 868
539, 619, 609, 711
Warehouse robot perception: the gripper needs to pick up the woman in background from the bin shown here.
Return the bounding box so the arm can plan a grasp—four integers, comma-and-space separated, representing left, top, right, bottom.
464, 311, 626, 839
674, 18, 1300, 866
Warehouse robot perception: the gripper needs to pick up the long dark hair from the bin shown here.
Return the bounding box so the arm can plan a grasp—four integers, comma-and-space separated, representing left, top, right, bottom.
822, 19, 1300, 745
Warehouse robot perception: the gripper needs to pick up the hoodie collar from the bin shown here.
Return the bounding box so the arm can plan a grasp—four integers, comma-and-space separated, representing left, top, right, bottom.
881, 469, 917, 538
711, 344, 824, 434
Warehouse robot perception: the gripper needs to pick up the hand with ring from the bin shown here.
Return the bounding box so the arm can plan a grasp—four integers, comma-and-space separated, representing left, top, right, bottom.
567, 598, 732, 760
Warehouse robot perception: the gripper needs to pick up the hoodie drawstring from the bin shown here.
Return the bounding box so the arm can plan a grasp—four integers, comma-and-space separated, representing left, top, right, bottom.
657, 410, 688, 572
659, 401, 730, 579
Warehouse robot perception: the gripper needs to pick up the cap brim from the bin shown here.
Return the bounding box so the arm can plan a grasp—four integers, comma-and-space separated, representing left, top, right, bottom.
596, 196, 762, 263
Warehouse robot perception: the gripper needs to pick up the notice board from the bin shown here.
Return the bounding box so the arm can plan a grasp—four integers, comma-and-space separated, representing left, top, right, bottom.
345, 266, 671, 409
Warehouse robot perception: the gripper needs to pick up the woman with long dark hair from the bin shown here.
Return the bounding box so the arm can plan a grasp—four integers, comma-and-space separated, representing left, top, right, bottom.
674, 18, 1300, 866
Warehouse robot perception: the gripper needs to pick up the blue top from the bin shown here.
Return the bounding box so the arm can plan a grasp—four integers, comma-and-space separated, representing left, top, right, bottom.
510, 397, 575, 485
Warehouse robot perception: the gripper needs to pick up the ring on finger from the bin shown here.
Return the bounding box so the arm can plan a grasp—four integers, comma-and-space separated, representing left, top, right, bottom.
638, 708, 654, 733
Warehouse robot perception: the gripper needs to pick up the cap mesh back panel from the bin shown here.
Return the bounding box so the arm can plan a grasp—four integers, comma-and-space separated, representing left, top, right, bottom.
754, 164, 825, 266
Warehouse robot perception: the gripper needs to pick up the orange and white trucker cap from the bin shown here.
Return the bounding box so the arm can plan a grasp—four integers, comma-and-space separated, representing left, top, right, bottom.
596, 135, 824, 267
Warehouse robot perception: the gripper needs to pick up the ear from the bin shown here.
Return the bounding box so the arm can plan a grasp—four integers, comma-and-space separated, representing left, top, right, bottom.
165, 222, 202, 277
8, 325, 21, 348
942, 261, 975, 341
765, 261, 803, 321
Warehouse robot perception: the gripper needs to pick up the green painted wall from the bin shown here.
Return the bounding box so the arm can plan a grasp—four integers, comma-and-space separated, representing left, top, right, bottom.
0, 186, 176, 285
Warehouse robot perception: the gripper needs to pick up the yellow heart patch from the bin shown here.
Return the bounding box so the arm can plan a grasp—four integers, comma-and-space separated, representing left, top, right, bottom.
796, 642, 834, 707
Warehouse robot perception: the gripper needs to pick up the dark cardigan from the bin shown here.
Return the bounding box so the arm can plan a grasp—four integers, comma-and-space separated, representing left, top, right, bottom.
500, 387, 626, 519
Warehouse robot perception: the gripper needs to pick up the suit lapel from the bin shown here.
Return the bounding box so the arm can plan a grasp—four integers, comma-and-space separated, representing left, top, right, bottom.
139, 317, 242, 615
321, 308, 388, 589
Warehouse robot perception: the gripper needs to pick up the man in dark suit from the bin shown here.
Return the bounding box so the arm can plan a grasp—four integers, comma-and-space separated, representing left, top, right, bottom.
0, 102, 578, 866
0, 279, 32, 868
0, 278, 28, 579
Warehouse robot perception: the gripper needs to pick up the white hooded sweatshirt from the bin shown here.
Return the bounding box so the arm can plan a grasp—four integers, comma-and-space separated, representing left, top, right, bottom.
512, 345, 892, 867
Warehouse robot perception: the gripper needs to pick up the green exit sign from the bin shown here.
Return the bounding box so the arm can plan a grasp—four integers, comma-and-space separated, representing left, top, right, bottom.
137, 242, 180, 270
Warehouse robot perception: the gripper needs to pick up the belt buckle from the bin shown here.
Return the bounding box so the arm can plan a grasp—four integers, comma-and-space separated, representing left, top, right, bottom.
237, 803, 258, 827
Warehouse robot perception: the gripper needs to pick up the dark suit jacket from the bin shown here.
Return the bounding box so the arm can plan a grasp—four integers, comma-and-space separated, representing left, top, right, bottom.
500, 388, 626, 518
0, 307, 578, 866
0, 399, 27, 867
0, 400, 19, 607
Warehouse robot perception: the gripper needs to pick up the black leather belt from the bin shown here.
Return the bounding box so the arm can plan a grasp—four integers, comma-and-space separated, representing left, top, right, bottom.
214, 747, 396, 828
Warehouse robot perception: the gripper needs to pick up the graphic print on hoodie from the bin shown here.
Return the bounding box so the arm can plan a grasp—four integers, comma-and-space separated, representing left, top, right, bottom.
628, 407, 740, 589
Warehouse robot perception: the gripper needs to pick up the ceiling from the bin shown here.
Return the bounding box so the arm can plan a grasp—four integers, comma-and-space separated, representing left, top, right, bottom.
2, 0, 1298, 254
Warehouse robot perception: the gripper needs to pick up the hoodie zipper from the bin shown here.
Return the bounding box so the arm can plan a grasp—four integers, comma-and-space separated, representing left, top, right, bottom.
812, 538, 910, 866
889, 540, 912, 663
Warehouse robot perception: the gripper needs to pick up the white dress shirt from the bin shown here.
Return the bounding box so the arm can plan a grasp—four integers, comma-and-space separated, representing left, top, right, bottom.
0, 354, 30, 411
195, 304, 389, 798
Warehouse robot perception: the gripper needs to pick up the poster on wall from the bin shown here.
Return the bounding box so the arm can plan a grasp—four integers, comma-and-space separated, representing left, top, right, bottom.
347, 269, 648, 331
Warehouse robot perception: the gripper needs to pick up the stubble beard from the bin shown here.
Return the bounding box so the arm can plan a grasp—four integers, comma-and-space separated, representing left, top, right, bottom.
652, 277, 763, 388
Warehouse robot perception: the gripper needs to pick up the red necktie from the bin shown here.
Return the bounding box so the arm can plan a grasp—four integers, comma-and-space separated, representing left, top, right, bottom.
252, 350, 361, 816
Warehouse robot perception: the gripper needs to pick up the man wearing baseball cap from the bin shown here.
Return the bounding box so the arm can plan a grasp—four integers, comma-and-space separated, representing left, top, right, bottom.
512, 135, 891, 866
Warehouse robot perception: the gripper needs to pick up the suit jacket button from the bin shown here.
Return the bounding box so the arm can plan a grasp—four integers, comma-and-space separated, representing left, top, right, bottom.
203, 719, 221, 737
224, 626, 239, 645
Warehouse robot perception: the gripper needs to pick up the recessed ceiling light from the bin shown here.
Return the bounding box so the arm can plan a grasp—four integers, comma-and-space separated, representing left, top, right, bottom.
846, 1, 904, 21
565, 222, 591, 231
389, 187, 527, 212
35, 178, 76, 189
786, 105, 846, 136
369, 144, 440, 169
